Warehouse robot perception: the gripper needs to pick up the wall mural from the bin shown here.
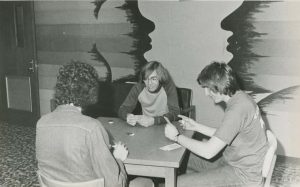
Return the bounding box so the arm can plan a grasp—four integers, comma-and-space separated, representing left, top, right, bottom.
91, 0, 154, 83
222, 1, 272, 93
117, 0, 154, 82
221, 1, 300, 120
84, 0, 155, 117
36, 0, 300, 144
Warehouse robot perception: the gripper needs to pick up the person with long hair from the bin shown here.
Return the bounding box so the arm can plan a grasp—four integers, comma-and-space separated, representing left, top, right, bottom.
118, 61, 180, 127
165, 61, 268, 187
36, 61, 153, 187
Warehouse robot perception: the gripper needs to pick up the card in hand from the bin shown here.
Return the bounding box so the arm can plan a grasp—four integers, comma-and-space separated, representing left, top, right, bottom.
160, 143, 182, 151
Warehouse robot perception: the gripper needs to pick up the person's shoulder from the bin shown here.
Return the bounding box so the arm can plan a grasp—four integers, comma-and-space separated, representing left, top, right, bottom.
36, 111, 56, 127
65, 112, 103, 130
130, 82, 144, 92
230, 91, 256, 111
163, 77, 176, 89
80, 115, 102, 128
133, 82, 144, 89
238, 91, 256, 105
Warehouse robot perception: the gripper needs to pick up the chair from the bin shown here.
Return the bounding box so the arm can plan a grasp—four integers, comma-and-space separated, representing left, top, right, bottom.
262, 130, 277, 187
129, 177, 155, 187
37, 170, 104, 187
176, 87, 196, 119
50, 98, 56, 112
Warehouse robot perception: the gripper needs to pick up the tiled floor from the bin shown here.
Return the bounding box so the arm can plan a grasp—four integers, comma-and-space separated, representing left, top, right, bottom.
0, 122, 299, 187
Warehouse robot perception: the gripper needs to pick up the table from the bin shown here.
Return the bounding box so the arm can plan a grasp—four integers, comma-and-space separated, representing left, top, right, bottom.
98, 117, 194, 187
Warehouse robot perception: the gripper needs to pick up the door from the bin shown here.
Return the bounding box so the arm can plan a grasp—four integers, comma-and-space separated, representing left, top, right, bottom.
0, 1, 40, 126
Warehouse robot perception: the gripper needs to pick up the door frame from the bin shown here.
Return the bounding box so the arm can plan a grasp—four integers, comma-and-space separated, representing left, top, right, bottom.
0, 1, 40, 126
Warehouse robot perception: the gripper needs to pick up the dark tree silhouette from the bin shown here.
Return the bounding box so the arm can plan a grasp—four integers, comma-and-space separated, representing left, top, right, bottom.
91, 0, 107, 19
114, 0, 155, 83
88, 43, 112, 82
221, 1, 273, 93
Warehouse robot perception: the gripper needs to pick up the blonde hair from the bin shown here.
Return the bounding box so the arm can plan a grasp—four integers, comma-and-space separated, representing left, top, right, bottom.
140, 61, 170, 84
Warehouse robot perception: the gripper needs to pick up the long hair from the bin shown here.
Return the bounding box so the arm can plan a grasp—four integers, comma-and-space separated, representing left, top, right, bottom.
139, 61, 170, 85
197, 61, 240, 96
54, 61, 99, 108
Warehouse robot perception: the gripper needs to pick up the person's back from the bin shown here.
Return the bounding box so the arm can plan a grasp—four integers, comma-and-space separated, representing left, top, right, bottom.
37, 105, 104, 180
36, 106, 127, 187
36, 61, 127, 187
216, 90, 268, 182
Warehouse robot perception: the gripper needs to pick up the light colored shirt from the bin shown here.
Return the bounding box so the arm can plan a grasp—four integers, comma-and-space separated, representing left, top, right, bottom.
36, 105, 126, 187
138, 87, 169, 117
118, 79, 180, 125
214, 91, 268, 182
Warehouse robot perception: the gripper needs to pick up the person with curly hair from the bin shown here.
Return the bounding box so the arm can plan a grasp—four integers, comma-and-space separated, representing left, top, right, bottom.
165, 61, 268, 187
36, 61, 153, 187
118, 61, 180, 127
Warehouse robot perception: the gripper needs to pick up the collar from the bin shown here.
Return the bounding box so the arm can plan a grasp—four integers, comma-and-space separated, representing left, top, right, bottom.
55, 104, 82, 113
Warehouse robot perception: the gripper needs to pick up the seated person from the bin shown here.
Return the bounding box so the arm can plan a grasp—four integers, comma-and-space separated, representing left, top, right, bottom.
36, 61, 152, 187
165, 61, 269, 187
118, 61, 180, 127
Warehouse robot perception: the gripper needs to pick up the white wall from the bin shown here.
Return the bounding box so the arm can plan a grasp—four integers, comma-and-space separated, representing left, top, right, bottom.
139, 1, 243, 127
139, 1, 300, 157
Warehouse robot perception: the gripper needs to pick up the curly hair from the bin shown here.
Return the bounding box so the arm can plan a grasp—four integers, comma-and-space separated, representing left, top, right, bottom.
54, 61, 99, 108
197, 61, 240, 96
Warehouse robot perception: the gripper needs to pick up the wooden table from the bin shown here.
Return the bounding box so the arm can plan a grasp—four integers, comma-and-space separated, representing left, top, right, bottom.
98, 117, 194, 187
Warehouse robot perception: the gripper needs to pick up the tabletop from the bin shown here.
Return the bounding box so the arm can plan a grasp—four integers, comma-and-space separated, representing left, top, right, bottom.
98, 117, 194, 168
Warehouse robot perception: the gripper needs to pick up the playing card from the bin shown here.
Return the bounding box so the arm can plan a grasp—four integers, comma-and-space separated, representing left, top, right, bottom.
160, 143, 182, 151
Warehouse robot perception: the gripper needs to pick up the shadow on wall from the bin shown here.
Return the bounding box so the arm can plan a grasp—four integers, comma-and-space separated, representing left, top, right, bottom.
91, 0, 155, 83
221, 1, 300, 156
221, 1, 272, 93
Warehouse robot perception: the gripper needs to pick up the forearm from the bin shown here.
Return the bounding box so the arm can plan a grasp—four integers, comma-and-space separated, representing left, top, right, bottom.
165, 79, 180, 121
177, 135, 213, 159
154, 101, 180, 125
195, 123, 216, 137
176, 134, 226, 160
118, 85, 140, 120
118, 105, 134, 120
154, 110, 178, 125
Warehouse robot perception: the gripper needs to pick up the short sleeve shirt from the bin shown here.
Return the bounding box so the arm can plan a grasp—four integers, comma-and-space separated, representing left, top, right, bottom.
214, 91, 268, 180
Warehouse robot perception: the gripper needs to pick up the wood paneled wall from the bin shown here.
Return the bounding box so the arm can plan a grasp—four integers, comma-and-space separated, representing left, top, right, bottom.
35, 1, 137, 114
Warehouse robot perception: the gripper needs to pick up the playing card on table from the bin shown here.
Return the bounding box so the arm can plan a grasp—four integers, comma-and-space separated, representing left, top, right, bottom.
160, 143, 182, 151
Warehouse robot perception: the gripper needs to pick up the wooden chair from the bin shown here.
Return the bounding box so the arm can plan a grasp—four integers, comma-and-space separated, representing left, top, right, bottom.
37, 170, 104, 187
262, 130, 277, 187
176, 87, 196, 119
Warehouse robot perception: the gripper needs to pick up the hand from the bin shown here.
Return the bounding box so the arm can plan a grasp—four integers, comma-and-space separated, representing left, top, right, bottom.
126, 114, 138, 126
137, 115, 154, 127
113, 142, 128, 161
178, 115, 198, 131
164, 117, 179, 141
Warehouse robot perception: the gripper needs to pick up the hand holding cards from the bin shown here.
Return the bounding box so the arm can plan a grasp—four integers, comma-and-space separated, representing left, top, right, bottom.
112, 142, 128, 161
164, 116, 180, 142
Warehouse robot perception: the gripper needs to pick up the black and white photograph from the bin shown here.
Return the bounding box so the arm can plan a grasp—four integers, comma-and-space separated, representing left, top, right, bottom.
0, 0, 300, 186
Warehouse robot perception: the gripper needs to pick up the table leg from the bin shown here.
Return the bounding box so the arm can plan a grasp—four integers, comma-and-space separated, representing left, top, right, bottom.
165, 168, 177, 187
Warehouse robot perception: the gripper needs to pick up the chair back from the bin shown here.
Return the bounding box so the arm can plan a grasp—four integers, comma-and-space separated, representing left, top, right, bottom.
37, 170, 104, 187
262, 130, 277, 187
176, 87, 196, 119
